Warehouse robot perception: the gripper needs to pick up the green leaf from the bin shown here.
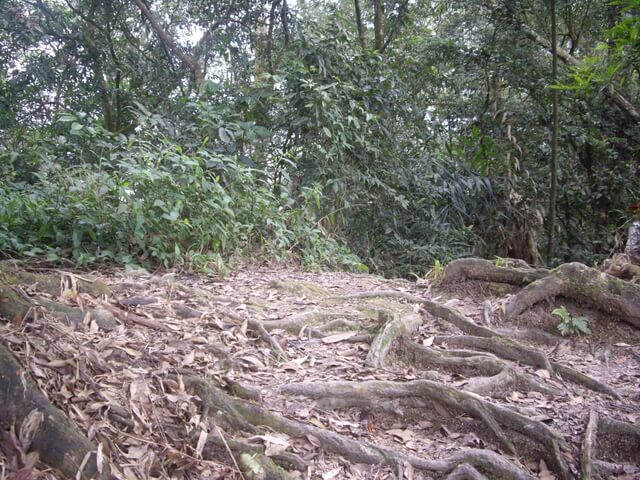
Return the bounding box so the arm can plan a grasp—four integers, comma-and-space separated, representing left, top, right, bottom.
218, 127, 233, 144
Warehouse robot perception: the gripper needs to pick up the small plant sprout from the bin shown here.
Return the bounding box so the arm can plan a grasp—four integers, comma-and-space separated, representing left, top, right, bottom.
552, 305, 591, 336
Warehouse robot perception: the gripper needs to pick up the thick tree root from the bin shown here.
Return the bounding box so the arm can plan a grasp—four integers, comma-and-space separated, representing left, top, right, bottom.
576, 413, 640, 480
184, 376, 536, 479
399, 339, 563, 396
445, 463, 490, 480
366, 310, 422, 367
504, 262, 640, 328
281, 380, 572, 480
439, 258, 549, 286
340, 290, 618, 398
432, 334, 620, 398
200, 428, 304, 478
0, 343, 106, 479
260, 309, 358, 333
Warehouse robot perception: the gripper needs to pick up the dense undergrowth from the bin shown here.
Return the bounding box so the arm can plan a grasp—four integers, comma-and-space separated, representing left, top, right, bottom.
0, 115, 363, 274
1, 1, 639, 276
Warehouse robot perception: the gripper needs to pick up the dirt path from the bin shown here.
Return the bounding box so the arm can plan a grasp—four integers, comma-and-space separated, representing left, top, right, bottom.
1, 261, 639, 479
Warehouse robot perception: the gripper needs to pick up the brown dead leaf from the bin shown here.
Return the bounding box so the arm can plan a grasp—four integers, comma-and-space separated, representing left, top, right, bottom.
387, 429, 414, 443
534, 369, 551, 379
321, 332, 357, 344
322, 468, 342, 479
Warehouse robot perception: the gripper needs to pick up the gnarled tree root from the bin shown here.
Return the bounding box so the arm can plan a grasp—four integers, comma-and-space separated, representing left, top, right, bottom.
339, 291, 618, 398
0, 343, 106, 479
439, 258, 549, 286
398, 339, 563, 397
281, 380, 572, 480
184, 376, 536, 479
578, 413, 640, 480
366, 310, 422, 367
432, 335, 620, 399
504, 262, 640, 328
581, 410, 598, 480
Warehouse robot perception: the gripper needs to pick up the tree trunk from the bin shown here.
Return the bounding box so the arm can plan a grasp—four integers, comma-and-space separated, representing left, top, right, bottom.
373, 0, 384, 52
354, 0, 366, 49
546, 0, 559, 265
281, 0, 290, 48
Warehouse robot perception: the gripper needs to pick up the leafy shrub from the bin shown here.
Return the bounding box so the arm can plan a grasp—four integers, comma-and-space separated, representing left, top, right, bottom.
0, 114, 361, 273
552, 306, 590, 336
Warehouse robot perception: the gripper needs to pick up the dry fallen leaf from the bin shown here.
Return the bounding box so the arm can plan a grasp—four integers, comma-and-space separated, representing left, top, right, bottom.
387, 428, 414, 443
321, 332, 358, 344
534, 369, 551, 379
322, 467, 342, 479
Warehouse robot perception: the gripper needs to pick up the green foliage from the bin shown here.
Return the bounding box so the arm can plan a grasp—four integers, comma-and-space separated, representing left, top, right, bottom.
0, 113, 360, 272
2, 0, 639, 277
552, 306, 591, 336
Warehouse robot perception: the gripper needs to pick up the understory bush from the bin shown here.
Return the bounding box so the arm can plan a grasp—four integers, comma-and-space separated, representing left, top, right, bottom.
0, 118, 362, 273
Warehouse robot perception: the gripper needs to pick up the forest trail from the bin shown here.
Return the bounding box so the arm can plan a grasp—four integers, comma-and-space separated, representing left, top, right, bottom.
1, 260, 639, 480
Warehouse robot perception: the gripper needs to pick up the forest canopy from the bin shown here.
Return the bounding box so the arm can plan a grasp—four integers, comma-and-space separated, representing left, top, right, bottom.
1, 0, 639, 276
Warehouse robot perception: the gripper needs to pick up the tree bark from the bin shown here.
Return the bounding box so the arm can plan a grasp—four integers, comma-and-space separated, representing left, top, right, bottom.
547, 0, 559, 264
281, 0, 290, 48
131, 0, 204, 87
373, 0, 385, 52
354, 0, 366, 49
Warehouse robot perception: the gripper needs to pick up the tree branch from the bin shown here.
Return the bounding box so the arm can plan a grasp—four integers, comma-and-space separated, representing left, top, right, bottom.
130, 0, 204, 87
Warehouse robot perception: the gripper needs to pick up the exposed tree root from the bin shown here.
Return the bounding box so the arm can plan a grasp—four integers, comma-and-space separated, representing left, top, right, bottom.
185, 376, 536, 479
599, 417, 640, 440
439, 258, 549, 286
365, 310, 422, 367
260, 309, 357, 334
399, 339, 563, 397
281, 380, 571, 480
495, 327, 565, 346
593, 459, 640, 477
432, 334, 620, 398
200, 428, 304, 479
504, 262, 640, 328
444, 463, 490, 480
581, 410, 598, 480
218, 307, 288, 360
337, 289, 618, 398
0, 343, 106, 479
